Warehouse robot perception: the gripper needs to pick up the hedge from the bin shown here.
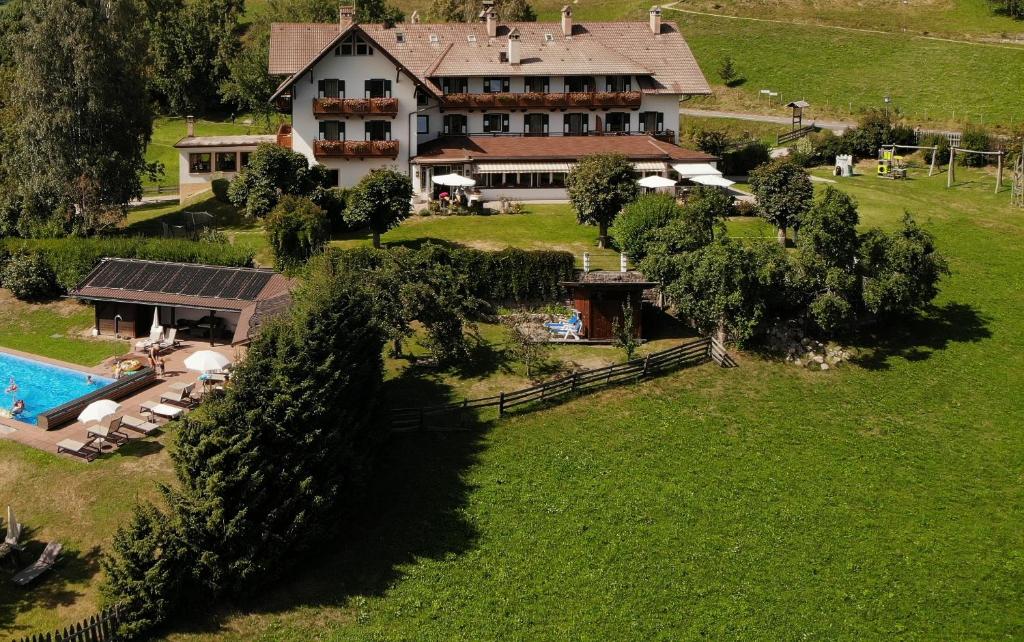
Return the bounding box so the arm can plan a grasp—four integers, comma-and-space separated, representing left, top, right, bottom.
0, 237, 255, 293
332, 244, 575, 304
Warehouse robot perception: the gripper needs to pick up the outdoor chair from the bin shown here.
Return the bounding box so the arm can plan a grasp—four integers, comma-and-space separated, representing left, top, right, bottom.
160, 382, 197, 407
157, 327, 181, 352
135, 326, 164, 351
12, 542, 62, 586
86, 416, 129, 446
544, 311, 579, 331
120, 415, 160, 436
56, 439, 100, 462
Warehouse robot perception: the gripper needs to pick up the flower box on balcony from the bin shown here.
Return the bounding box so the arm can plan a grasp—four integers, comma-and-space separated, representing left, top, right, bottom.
470, 94, 497, 108
494, 92, 517, 107
543, 93, 569, 108
370, 97, 398, 113
519, 92, 546, 107
443, 93, 470, 107
568, 92, 593, 107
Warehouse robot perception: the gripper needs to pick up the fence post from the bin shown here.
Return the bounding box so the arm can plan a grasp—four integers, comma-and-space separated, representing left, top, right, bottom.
498, 392, 505, 417
642, 354, 650, 378
571, 372, 578, 394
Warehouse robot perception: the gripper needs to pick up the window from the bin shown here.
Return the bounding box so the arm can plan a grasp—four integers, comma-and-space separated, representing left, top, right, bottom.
605, 112, 630, 132
337, 33, 373, 56
365, 120, 391, 141
441, 77, 468, 94
639, 111, 664, 133
364, 79, 392, 98
524, 113, 548, 135
483, 113, 509, 133
327, 169, 340, 187
417, 90, 429, 106
318, 120, 345, 141
524, 76, 549, 93
215, 152, 237, 172
395, 32, 405, 43
317, 79, 345, 99
483, 77, 510, 93
564, 76, 593, 92
240, 151, 252, 168
188, 153, 211, 173
443, 114, 467, 134
417, 115, 430, 134
544, 33, 554, 42
429, 34, 439, 43
605, 75, 632, 92
564, 113, 589, 135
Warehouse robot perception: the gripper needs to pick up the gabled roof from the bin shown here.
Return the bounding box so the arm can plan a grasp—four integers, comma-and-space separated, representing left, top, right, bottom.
269, 19, 710, 97
173, 134, 277, 149
412, 135, 717, 164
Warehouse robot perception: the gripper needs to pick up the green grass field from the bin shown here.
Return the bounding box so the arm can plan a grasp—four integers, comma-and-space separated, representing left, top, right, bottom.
125, 166, 1019, 639
0, 293, 127, 366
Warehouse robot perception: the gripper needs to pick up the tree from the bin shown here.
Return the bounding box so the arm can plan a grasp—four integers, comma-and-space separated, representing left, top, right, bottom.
497, 0, 537, 21
959, 124, 992, 167
265, 196, 330, 270
345, 168, 413, 248
428, 0, 535, 21
611, 297, 640, 360
566, 153, 638, 248
227, 144, 331, 218
429, 0, 471, 21
220, 27, 277, 122
694, 128, 731, 158
718, 56, 738, 85
988, 0, 1023, 19
9, 0, 153, 235
610, 193, 682, 261
356, 0, 405, 24
501, 313, 550, 378
749, 159, 813, 246
796, 187, 861, 333
859, 213, 949, 318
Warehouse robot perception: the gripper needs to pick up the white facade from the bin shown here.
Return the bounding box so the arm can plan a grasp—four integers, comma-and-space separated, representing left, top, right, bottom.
174, 137, 275, 200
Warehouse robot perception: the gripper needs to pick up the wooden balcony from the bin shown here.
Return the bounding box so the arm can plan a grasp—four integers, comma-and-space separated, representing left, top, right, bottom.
313, 97, 399, 118
313, 139, 399, 159
276, 123, 293, 149
440, 91, 643, 111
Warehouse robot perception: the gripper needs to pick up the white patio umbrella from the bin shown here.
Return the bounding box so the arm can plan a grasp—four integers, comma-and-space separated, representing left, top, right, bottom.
637, 175, 677, 188
151, 307, 162, 333
431, 173, 476, 187
77, 399, 121, 424
184, 350, 231, 373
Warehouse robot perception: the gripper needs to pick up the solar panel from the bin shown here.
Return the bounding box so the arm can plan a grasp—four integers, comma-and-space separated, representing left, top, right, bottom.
216, 271, 249, 299
163, 265, 200, 294
196, 267, 232, 297
238, 273, 273, 300
81, 260, 275, 301
87, 260, 122, 288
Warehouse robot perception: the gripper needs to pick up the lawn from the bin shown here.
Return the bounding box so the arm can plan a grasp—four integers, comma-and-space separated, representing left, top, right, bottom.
0, 292, 127, 366
142, 166, 1020, 639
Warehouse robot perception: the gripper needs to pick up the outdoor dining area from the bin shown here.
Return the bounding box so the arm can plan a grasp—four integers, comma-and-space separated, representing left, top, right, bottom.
432, 173, 482, 211
53, 348, 233, 462
637, 162, 737, 198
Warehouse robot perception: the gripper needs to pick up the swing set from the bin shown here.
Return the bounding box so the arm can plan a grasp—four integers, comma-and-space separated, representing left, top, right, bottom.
947, 147, 1006, 194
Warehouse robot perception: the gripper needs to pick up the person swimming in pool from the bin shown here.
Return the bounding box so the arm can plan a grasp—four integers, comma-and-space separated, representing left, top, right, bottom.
4, 377, 16, 394
11, 399, 25, 416
86, 375, 94, 385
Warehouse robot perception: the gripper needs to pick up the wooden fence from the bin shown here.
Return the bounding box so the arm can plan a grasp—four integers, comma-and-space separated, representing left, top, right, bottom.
390, 337, 735, 432
12, 606, 122, 642
777, 125, 816, 145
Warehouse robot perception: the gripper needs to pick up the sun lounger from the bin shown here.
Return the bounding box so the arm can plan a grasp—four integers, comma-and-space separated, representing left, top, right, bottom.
139, 401, 185, 421
160, 382, 197, 407
157, 327, 180, 351
12, 542, 61, 586
87, 418, 129, 446
544, 312, 579, 330
120, 415, 160, 436
134, 326, 164, 351
547, 319, 583, 341
56, 439, 99, 462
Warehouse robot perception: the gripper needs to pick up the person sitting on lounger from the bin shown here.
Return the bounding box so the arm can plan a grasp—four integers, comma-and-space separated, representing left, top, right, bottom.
5, 377, 16, 394
11, 399, 25, 417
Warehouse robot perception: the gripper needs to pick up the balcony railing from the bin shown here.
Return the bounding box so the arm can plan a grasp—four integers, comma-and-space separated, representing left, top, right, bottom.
313, 97, 399, 118
313, 139, 399, 159
439, 91, 643, 110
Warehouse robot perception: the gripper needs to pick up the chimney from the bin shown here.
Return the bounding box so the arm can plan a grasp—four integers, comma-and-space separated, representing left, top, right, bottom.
339, 5, 354, 27
186, 115, 195, 137
620, 252, 628, 273
649, 6, 662, 33
485, 8, 497, 38
507, 28, 521, 65
409, 10, 420, 23
560, 5, 572, 36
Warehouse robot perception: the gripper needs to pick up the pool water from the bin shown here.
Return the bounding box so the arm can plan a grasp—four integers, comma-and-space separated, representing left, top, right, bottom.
0, 351, 113, 425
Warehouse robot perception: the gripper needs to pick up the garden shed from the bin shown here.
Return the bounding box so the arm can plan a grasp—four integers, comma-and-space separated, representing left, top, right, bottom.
560, 271, 658, 341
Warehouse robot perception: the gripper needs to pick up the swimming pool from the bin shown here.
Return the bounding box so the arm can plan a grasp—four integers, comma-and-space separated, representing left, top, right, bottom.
0, 351, 113, 425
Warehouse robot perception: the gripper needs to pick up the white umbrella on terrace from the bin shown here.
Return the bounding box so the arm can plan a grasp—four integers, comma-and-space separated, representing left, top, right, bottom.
151, 307, 162, 334
431, 173, 477, 187
184, 350, 231, 373
77, 399, 121, 424
637, 175, 677, 189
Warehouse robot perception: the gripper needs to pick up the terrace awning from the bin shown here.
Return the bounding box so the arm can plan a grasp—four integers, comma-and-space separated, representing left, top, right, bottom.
691, 175, 735, 187
633, 161, 668, 172
475, 162, 574, 173
672, 162, 722, 178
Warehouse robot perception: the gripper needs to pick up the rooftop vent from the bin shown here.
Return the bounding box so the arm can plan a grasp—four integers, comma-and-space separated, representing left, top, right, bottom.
396, 32, 405, 43
429, 33, 440, 43
544, 33, 554, 42
467, 34, 477, 42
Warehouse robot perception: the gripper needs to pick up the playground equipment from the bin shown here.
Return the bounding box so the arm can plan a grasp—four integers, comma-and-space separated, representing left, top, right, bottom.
947, 147, 1005, 194
877, 148, 907, 179
878, 144, 939, 178
1013, 145, 1023, 208
834, 154, 853, 177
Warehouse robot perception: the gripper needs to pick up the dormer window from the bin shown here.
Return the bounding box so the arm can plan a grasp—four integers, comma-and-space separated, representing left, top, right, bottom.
483, 77, 510, 93
337, 33, 373, 56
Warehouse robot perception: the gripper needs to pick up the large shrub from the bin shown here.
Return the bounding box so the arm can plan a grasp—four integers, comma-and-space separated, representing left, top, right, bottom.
566, 153, 638, 247
1, 250, 57, 299
265, 195, 329, 270
344, 168, 413, 248
958, 125, 992, 167
227, 144, 332, 218
859, 214, 950, 317
610, 193, 683, 261
0, 237, 254, 292
721, 141, 771, 176
749, 159, 814, 246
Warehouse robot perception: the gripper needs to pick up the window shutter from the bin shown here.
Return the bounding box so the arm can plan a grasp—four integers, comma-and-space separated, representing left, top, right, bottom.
502, 78, 509, 92
318, 80, 325, 97
319, 121, 326, 139
563, 118, 569, 134
583, 115, 589, 133
502, 114, 509, 132
384, 121, 392, 139
543, 116, 549, 134
339, 121, 346, 140
364, 80, 371, 97
385, 80, 392, 96
340, 80, 346, 97
657, 113, 664, 130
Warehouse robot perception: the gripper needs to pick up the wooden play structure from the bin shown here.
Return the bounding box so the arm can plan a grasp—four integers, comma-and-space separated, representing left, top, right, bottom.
877, 144, 939, 179
1012, 144, 1023, 208
777, 100, 815, 145
947, 147, 1006, 193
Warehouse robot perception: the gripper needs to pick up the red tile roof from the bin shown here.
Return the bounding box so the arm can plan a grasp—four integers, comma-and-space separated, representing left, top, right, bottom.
412, 135, 717, 164
269, 20, 710, 97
